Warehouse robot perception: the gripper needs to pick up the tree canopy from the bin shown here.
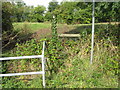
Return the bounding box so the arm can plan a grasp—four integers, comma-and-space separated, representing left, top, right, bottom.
2, 1, 120, 24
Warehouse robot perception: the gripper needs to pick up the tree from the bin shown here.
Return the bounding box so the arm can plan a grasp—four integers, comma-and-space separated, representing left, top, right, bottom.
45, 11, 53, 21
95, 2, 120, 22
2, 2, 14, 48
26, 6, 35, 22
55, 2, 77, 24
45, 0, 59, 22
48, 0, 59, 12
111, 2, 120, 22
53, 2, 91, 24
14, 2, 27, 22
2, 2, 13, 34
33, 5, 46, 22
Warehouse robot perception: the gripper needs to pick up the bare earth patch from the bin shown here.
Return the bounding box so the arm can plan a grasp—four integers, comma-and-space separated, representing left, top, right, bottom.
32, 25, 73, 39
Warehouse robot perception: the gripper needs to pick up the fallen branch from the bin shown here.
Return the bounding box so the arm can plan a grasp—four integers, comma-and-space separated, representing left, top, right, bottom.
2, 31, 22, 49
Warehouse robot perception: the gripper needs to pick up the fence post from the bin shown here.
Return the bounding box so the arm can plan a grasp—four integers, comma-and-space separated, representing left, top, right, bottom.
42, 41, 45, 88
90, 0, 95, 64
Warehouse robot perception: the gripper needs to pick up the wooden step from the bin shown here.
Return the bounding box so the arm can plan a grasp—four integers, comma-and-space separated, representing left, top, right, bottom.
58, 34, 80, 37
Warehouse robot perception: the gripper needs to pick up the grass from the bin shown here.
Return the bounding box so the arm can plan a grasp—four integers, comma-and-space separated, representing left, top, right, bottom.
13, 22, 51, 33
13, 22, 119, 34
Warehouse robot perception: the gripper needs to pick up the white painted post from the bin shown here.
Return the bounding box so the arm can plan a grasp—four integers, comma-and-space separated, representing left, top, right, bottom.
90, 0, 95, 64
42, 41, 45, 88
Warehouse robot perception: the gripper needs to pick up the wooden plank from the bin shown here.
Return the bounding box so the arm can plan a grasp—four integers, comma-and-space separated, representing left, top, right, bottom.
58, 34, 80, 37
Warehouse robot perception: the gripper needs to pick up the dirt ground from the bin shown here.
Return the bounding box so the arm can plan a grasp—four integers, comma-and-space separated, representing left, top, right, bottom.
32, 25, 74, 39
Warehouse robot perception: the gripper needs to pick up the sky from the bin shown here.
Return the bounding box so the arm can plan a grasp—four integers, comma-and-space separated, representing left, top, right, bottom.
23, 0, 63, 8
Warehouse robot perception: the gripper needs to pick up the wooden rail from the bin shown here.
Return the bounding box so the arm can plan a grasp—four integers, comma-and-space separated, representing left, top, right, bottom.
58, 34, 80, 37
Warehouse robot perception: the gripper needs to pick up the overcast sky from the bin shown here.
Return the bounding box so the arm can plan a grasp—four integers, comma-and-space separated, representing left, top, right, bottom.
23, 0, 63, 8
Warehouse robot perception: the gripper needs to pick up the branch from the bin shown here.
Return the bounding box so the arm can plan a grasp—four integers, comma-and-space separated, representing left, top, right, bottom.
2, 31, 22, 49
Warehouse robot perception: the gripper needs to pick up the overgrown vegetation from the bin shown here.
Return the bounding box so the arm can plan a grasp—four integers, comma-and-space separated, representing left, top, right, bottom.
2, 23, 119, 88
1, 0, 119, 88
